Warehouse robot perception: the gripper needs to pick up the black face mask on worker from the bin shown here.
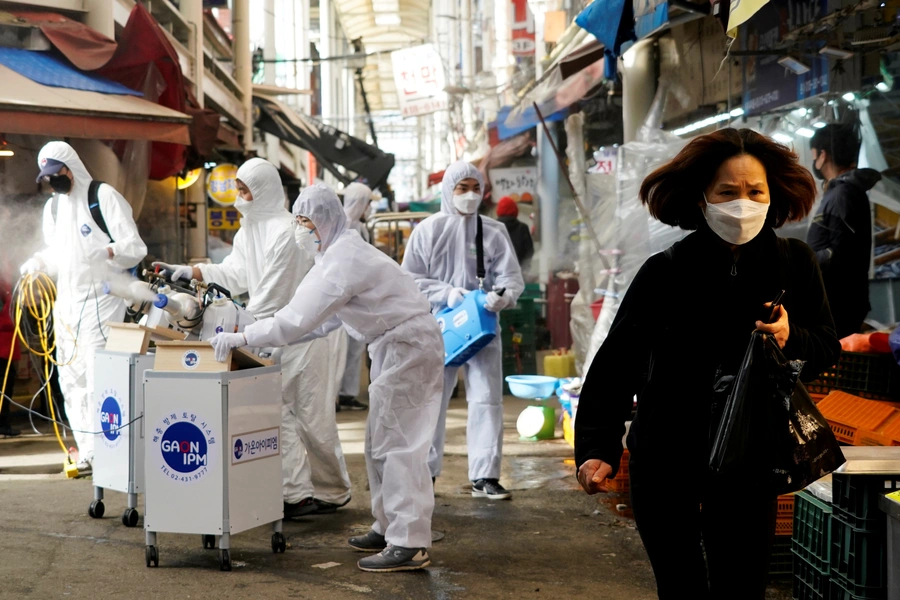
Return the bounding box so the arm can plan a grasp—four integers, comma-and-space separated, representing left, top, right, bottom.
48, 174, 72, 194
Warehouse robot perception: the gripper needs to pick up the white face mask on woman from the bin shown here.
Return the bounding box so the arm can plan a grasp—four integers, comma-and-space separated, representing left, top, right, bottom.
453, 191, 481, 215
702, 194, 770, 245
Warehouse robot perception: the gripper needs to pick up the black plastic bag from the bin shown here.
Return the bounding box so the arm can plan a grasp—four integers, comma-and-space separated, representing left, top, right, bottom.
709, 330, 845, 495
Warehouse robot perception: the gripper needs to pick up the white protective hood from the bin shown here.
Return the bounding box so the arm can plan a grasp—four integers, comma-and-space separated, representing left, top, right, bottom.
244, 183, 432, 346
292, 183, 348, 253
343, 182, 372, 225
401, 161, 524, 309
198, 157, 306, 319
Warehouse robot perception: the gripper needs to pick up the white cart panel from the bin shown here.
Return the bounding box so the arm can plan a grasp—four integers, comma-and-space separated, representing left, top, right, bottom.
226, 372, 282, 535
144, 374, 225, 536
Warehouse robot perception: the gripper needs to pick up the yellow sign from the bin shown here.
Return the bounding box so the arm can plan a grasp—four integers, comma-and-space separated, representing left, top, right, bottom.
207, 164, 239, 206
208, 208, 241, 230
178, 168, 202, 190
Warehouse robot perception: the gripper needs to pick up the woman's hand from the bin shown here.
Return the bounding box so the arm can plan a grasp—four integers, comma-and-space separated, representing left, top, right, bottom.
756, 302, 790, 349
577, 459, 614, 495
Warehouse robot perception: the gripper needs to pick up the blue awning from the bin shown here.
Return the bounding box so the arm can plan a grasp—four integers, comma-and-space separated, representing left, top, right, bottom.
634, 0, 669, 39
493, 106, 567, 141
0, 48, 141, 97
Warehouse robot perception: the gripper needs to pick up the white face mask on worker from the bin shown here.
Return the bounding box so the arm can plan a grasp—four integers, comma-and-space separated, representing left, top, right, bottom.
453, 191, 481, 215
702, 195, 769, 245
234, 197, 252, 216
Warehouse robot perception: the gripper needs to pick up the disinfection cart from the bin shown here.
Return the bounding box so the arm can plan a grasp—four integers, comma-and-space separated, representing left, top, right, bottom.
90, 323, 181, 526
143, 341, 285, 571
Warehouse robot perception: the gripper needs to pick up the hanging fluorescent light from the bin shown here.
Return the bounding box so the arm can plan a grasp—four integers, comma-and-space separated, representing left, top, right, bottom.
778, 55, 811, 75
813, 121, 827, 128
671, 110, 738, 136
842, 92, 856, 102
0, 149, 13, 157
796, 127, 816, 138
876, 81, 891, 92
792, 108, 809, 117
819, 46, 854, 59
772, 132, 793, 143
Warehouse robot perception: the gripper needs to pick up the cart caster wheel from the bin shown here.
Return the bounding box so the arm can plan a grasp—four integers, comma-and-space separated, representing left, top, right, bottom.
122, 508, 139, 528
271, 532, 286, 554
145, 545, 158, 568
203, 535, 216, 550
219, 549, 231, 572
88, 500, 105, 519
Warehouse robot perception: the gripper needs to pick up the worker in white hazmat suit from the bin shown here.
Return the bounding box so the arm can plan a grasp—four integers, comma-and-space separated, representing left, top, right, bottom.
210, 184, 443, 573
338, 182, 373, 411
152, 158, 352, 517
21, 141, 148, 475
401, 161, 524, 500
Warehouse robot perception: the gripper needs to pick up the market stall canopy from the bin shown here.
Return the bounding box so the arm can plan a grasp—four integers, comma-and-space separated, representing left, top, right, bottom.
330, 0, 431, 111
504, 39, 606, 129
0, 63, 191, 144
254, 95, 395, 189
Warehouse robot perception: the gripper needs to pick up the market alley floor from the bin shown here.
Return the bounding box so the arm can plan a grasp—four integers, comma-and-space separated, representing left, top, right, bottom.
0, 396, 791, 600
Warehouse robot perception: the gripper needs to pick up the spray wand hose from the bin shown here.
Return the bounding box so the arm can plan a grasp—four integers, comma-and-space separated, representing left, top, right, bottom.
1, 272, 72, 466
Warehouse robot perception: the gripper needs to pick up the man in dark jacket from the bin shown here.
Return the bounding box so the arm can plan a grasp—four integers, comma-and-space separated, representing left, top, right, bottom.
495, 196, 534, 272
806, 124, 881, 339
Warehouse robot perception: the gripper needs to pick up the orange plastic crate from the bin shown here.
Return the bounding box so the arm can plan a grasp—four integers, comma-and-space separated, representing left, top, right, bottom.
607, 450, 630, 493
816, 391, 900, 445
777, 494, 794, 518
775, 516, 793, 536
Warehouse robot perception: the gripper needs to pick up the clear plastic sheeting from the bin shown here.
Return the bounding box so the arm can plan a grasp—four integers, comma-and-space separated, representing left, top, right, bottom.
504, 56, 606, 130
581, 131, 687, 376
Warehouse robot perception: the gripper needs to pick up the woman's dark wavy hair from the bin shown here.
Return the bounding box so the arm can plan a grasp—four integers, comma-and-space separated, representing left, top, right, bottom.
639, 128, 817, 230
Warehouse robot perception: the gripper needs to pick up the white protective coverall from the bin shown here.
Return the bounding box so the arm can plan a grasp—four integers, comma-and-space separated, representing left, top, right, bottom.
401, 162, 524, 482
241, 184, 443, 549
197, 158, 351, 506
31, 142, 147, 462
339, 182, 372, 399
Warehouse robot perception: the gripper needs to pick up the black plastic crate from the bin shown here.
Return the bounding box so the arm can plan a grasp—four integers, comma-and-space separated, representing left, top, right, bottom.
793, 490, 833, 574
832, 474, 900, 530
829, 572, 886, 600
807, 352, 900, 399
830, 514, 887, 596
768, 536, 793, 580
793, 553, 832, 600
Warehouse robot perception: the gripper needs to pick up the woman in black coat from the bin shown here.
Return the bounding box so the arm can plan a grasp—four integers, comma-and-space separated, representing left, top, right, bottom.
574, 128, 840, 599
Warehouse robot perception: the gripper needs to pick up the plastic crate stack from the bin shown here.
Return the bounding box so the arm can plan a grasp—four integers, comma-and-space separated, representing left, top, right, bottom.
829, 474, 900, 599
807, 352, 900, 401
769, 494, 796, 580
817, 391, 900, 447
792, 490, 834, 600
500, 296, 538, 393
606, 450, 630, 494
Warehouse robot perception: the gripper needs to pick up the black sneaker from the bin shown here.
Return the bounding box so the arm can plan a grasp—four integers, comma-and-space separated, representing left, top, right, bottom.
284, 498, 317, 519
348, 530, 387, 552
472, 479, 512, 500
0, 424, 21, 437
338, 395, 368, 411
310, 497, 350, 515
357, 546, 431, 572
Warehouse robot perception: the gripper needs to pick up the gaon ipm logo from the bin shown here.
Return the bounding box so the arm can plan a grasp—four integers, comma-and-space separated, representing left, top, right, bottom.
233, 438, 243, 460
182, 350, 200, 370
153, 412, 216, 484
97, 390, 126, 449
100, 397, 122, 442
81, 224, 92, 237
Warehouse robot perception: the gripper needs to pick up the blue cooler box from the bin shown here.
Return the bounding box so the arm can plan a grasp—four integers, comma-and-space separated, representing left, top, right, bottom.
436, 290, 498, 367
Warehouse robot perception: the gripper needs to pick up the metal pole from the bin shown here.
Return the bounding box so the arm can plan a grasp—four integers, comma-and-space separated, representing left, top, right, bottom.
534, 103, 603, 256
356, 68, 379, 147
233, 0, 254, 151
461, 0, 475, 141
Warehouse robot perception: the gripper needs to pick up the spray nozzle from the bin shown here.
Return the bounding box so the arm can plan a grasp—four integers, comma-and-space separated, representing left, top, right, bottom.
153, 294, 169, 309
